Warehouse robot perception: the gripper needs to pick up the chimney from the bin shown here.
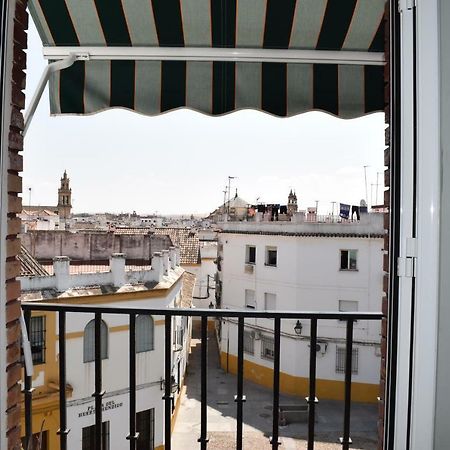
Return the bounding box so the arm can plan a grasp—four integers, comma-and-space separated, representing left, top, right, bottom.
110, 253, 126, 288
175, 247, 181, 266
161, 250, 170, 276
53, 256, 70, 292
152, 252, 163, 281
169, 247, 177, 269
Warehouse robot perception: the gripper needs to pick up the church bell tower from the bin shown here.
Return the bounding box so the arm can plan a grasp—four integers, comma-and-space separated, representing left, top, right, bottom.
287, 189, 298, 216
57, 170, 72, 220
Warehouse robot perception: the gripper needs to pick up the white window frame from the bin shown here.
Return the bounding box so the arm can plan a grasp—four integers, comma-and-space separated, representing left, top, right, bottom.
244, 289, 256, 309
136, 315, 154, 353
83, 319, 109, 363
264, 293, 276, 310
335, 346, 359, 375
260, 335, 275, 361
396, 2, 440, 449
339, 249, 358, 271
265, 246, 277, 267
338, 300, 358, 323
245, 245, 256, 265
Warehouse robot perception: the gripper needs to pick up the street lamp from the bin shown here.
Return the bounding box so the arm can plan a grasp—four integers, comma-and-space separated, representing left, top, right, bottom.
294, 320, 303, 335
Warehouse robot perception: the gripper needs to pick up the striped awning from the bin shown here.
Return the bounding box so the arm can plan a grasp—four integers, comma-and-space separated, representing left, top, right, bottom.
29, 0, 386, 119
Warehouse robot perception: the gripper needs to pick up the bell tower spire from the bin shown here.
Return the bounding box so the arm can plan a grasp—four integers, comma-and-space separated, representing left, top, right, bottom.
57, 170, 72, 220
287, 189, 298, 216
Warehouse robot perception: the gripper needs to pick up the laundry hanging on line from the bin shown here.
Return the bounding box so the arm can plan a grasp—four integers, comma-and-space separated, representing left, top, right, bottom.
339, 203, 350, 219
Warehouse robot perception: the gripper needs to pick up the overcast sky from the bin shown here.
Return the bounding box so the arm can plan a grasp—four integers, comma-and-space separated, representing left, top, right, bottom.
23, 20, 385, 216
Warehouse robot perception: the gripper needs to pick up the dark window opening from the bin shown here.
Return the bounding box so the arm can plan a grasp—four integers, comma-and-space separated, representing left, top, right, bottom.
21, 430, 48, 450
82, 421, 110, 450
340, 250, 358, 270
246, 245, 256, 264
265, 247, 277, 267
137, 408, 155, 450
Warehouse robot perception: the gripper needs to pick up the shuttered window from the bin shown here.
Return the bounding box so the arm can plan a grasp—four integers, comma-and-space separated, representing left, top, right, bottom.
136, 315, 154, 353
83, 319, 109, 363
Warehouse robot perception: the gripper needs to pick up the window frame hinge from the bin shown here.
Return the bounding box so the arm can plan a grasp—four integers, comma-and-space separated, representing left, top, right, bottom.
397, 238, 418, 278
398, 0, 416, 13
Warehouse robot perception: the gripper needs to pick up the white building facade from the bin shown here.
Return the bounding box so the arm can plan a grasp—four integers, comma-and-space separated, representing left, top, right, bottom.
20, 250, 193, 450
216, 213, 384, 403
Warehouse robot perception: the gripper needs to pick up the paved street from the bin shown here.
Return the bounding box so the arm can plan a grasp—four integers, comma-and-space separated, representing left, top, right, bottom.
172, 323, 378, 450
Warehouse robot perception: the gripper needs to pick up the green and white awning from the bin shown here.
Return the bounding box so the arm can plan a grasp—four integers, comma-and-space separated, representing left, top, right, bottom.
29, 0, 386, 118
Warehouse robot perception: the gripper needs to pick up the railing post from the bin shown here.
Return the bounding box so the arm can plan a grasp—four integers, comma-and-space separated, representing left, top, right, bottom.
270, 317, 281, 449
57, 311, 70, 449
197, 316, 209, 449
127, 314, 139, 449
340, 319, 354, 449
235, 317, 246, 450
23, 310, 33, 450
307, 318, 319, 450
163, 315, 173, 450
93, 312, 105, 449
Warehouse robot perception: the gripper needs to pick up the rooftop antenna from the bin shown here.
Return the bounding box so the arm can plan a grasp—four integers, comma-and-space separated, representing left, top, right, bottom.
28, 187, 32, 215
223, 188, 227, 212
331, 201, 336, 216
376, 171, 383, 205
371, 183, 376, 208
363, 165, 369, 206
227, 176, 236, 218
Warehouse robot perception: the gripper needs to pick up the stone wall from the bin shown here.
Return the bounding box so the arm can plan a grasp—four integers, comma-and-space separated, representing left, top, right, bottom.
21, 230, 172, 264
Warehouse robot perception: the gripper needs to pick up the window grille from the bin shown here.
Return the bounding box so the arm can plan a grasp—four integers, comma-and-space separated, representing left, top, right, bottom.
136, 315, 154, 353
335, 346, 359, 374
136, 408, 155, 450
83, 319, 108, 363
261, 335, 275, 360
243, 330, 254, 355
29, 316, 46, 364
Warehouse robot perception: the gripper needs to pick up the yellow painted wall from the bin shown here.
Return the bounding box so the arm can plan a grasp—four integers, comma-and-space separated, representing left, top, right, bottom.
220, 352, 379, 403
21, 311, 63, 448
20, 397, 61, 450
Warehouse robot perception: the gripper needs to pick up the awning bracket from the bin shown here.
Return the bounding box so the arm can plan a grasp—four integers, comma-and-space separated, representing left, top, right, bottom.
23, 53, 77, 136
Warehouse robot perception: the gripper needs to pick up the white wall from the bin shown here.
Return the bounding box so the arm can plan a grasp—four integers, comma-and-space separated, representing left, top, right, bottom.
218, 231, 383, 384
190, 241, 218, 309
52, 279, 189, 449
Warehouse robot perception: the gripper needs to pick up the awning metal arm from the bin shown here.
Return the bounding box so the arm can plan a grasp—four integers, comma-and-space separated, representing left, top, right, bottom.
43, 46, 385, 66
23, 53, 77, 136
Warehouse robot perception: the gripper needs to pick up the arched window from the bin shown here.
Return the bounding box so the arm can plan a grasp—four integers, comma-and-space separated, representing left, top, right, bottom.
83, 319, 108, 363
136, 315, 154, 353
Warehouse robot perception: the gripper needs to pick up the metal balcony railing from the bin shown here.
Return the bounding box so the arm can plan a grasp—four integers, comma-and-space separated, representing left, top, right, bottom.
20, 303, 382, 450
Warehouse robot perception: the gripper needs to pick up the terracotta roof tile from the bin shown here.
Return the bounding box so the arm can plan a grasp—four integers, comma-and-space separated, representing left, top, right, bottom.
153, 228, 201, 265
18, 245, 50, 277
181, 272, 196, 308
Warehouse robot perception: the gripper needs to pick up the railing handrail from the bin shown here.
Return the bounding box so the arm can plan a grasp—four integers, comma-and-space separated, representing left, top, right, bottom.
21, 302, 383, 320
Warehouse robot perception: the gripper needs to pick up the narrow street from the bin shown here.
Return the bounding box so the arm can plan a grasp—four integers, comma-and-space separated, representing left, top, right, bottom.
172, 322, 378, 450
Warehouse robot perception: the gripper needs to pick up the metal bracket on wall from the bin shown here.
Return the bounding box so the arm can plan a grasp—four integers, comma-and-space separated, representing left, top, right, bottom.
23, 53, 77, 137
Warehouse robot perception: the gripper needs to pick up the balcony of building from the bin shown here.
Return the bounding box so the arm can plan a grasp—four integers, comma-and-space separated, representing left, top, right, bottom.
20, 302, 382, 450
